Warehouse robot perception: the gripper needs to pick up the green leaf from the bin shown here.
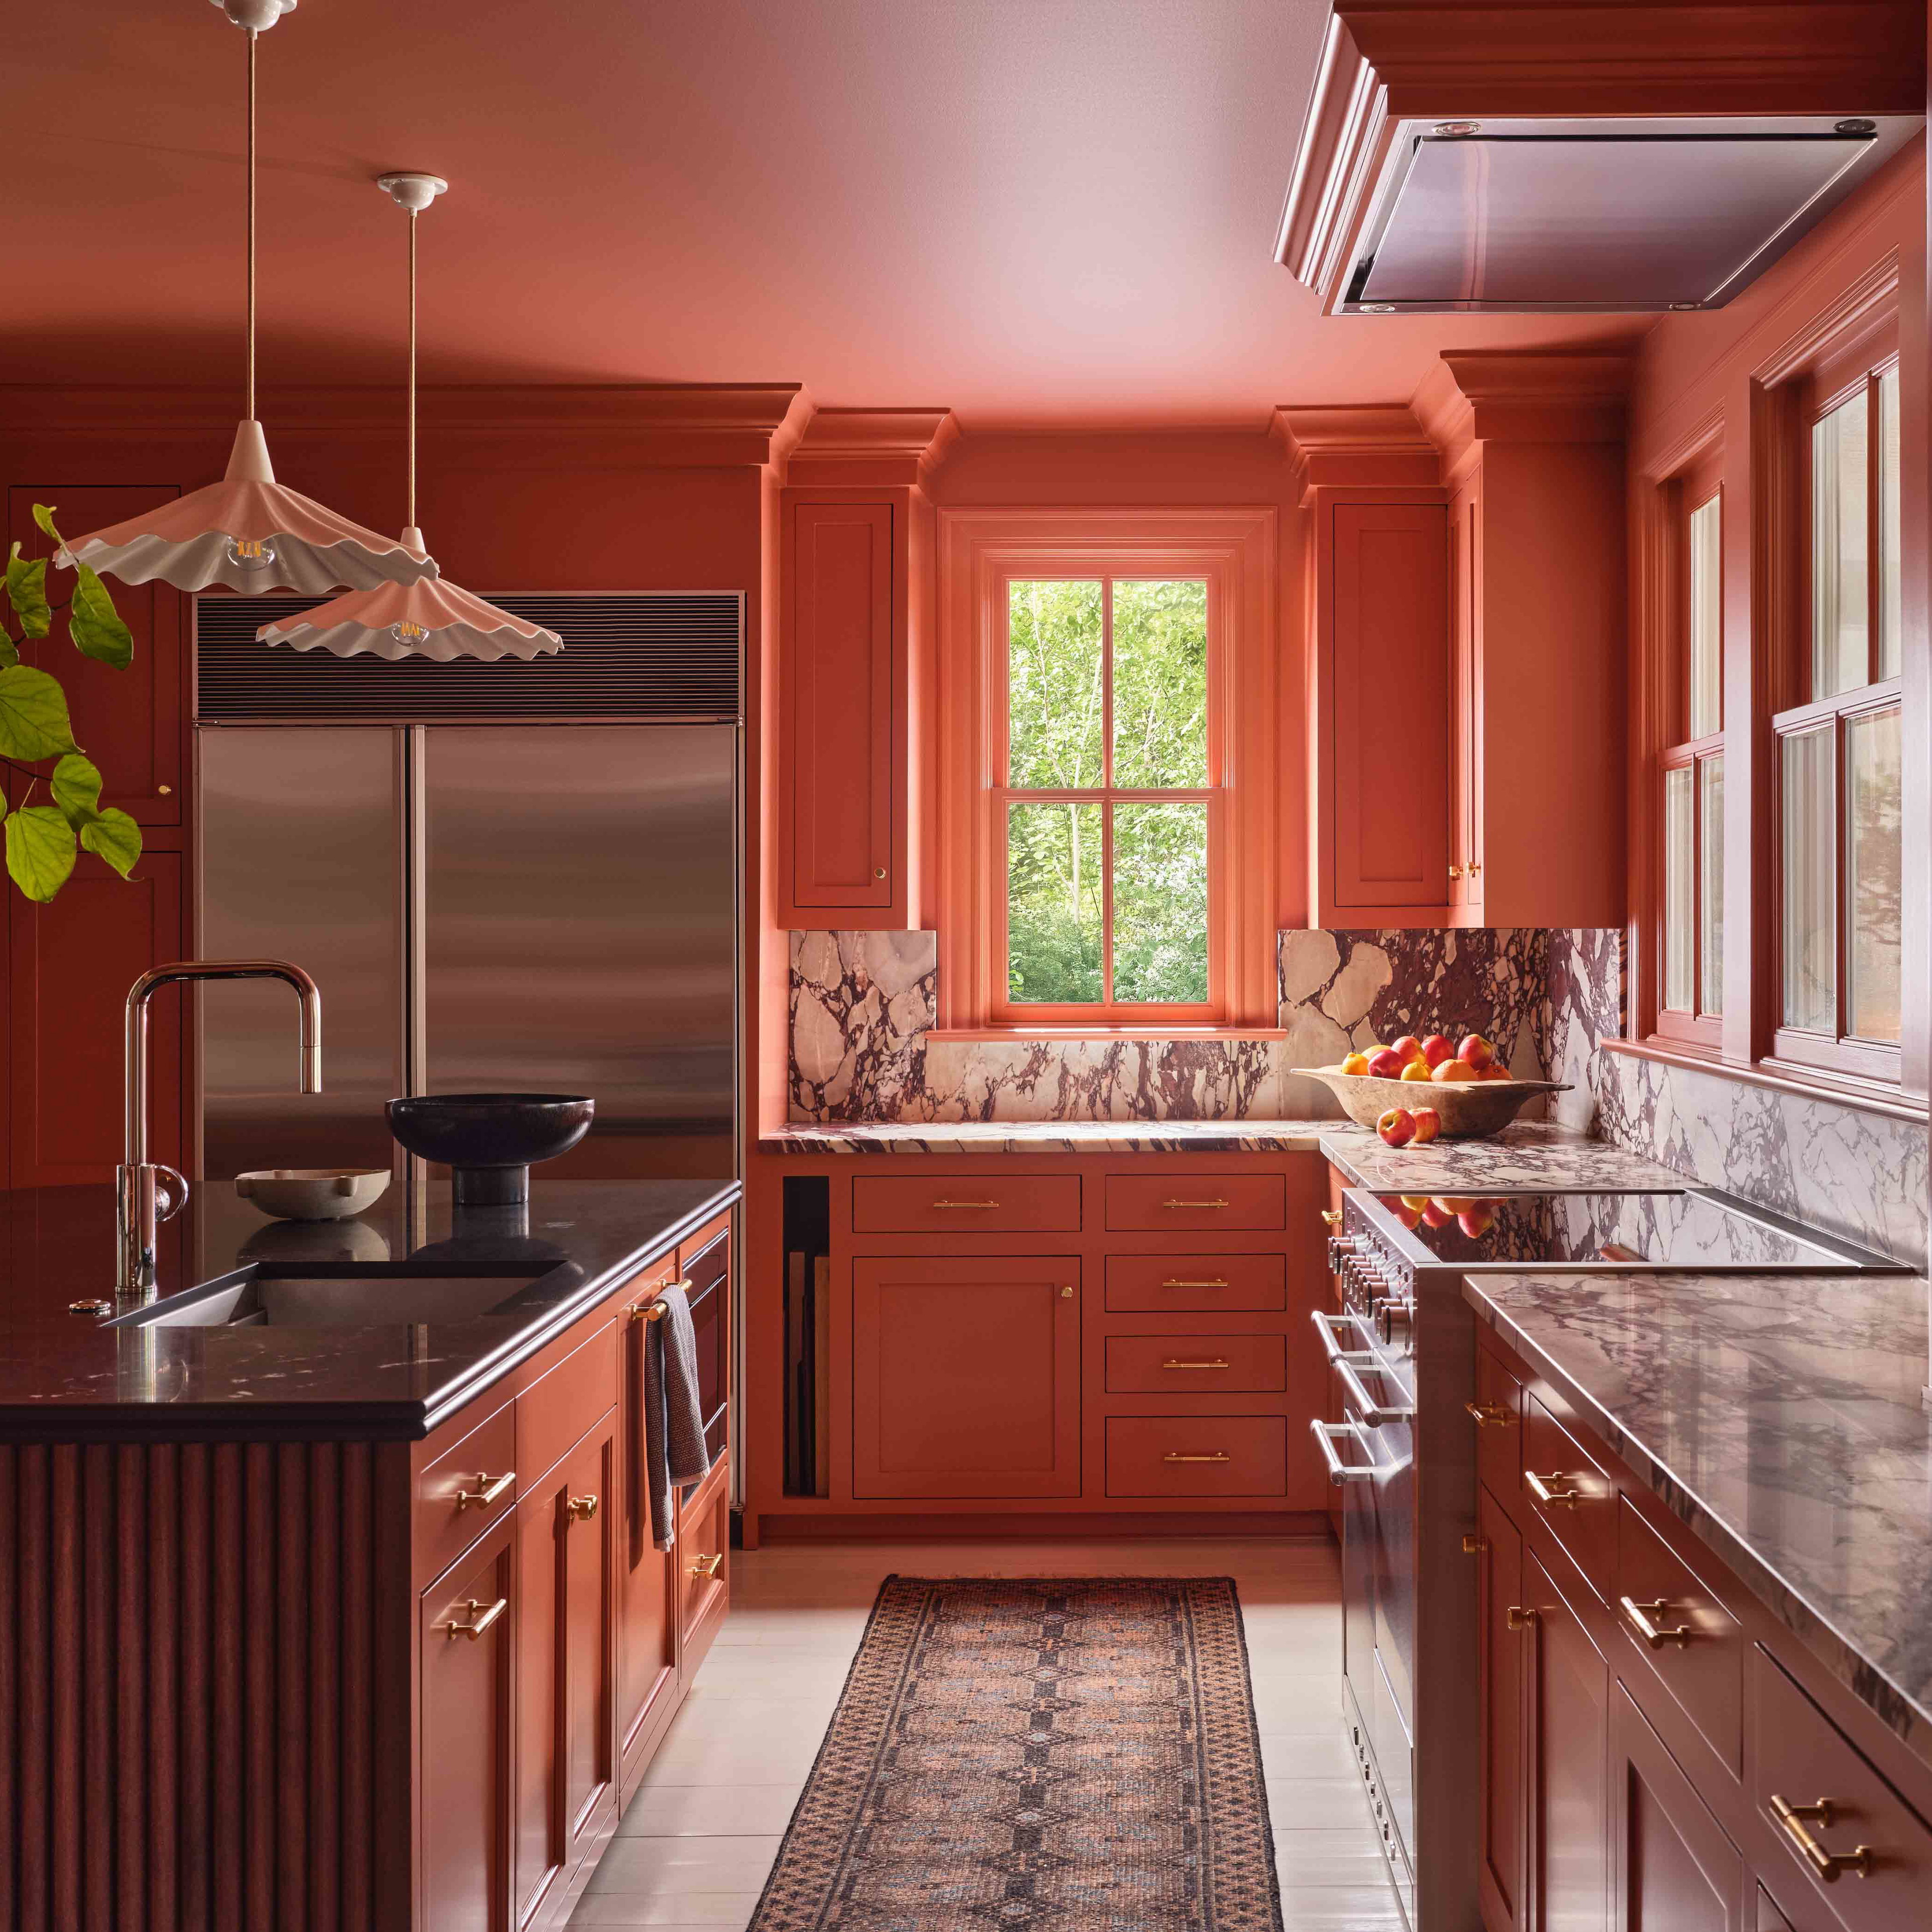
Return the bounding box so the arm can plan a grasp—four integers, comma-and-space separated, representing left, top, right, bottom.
6, 543, 51, 639
5, 806, 77, 902
0, 664, 79, 760
30, 504, 63, 548
0, 634, 16, 670
50, 752, 103, 829
80, 807, 141, 880
67, 565, 133, 669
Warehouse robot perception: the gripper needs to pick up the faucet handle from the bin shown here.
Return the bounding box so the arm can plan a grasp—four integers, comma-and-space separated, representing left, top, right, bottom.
153, 1165, 189, 1223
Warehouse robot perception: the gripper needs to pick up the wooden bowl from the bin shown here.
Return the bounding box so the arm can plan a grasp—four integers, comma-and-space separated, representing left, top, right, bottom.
1291, 1065, 1570, 1139
234, 1168, 392, 1222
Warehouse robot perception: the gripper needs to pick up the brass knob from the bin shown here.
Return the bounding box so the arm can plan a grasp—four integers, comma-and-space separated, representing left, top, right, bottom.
1061, 1284, 1075, 1298
1449, 863, 1463, 879
567, 1494, 599, 1521
157, 784, 173, 796
1506, 1605, 1536, 1631
873, 866, 886, 878
1462, 1534, 1486, 1556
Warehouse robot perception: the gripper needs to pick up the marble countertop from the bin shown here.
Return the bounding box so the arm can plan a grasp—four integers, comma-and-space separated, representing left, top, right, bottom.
0, 1177, 738, 1437
762, 1117, 1687, 1192
1465, 1267, 1932, 1769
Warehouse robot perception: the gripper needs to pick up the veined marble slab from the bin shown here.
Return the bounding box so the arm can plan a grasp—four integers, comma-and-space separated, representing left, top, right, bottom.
761, 1119, 1333, 1155
1324, 1120, 1684, 1193
1466, 1268, 1932, 1770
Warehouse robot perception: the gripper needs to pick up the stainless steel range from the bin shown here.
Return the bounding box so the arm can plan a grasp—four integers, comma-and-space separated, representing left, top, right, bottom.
1307, 1185, 1902, 1930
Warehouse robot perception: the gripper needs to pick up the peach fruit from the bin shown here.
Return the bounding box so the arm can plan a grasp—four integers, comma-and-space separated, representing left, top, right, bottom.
1431, 1059, 1478, 1083
1376, 1106, 1416, 1148
1458, 1034, 1496, 1071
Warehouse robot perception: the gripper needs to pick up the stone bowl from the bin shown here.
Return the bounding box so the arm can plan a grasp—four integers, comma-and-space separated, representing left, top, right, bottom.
386, 1093, 594, 1205
234, 1168, 392, 1222
1292, 1065, 1569, 1139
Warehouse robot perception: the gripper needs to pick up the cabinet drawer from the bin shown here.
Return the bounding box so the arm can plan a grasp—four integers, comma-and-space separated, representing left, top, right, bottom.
1521, 1393, 1616, 1600
1104, 1333, 1286, 1395
1469, 1346, 1523, 1499
417, 1398, 518, 1586
1752, 1647, 1932, 1929
1105, 1252, 1287, 1314
519, 1318, 619, 1486
1104, 1416, 1287, 1497
851, 1174, 1081, 1234
677, 1462, 731, 1667
1103, 1173, 1285, 1232
1614, 1498, 1742, 1775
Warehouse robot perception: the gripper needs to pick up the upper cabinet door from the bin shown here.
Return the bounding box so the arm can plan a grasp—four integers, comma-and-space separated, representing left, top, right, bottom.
782, 500, 897, 919
1329, 503, 1451, 909
8, 487, 186, 829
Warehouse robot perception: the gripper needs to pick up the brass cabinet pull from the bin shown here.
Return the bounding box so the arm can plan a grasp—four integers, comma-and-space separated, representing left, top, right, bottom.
1525, 1469, 1584, 1509
1162, 1358, 1232, 1371
1465, 1401, 1515, 1429
1450, 863, 1464, 880
1769, 1796, 1873, 1882
453, 1470, 515, 1510
1164, 1451, 1232, 1464
1164, 1198, 1231, 1210
443, 1596, 508, 1642
1469, 861, 1482, 877
931, 1199, 999, 1210
1620, 1595, 1695, 1649
567, 1494, 599, 1521
1162, 1278, 1231, 1289
1506, 1605, 1537, 1631
630, 1280, 691, 1322
1462, 1534, 1486, 1555
688, 1552, 725, 1579
1060, 1284, 1075, 1298
1320, 1209, 1342, 1226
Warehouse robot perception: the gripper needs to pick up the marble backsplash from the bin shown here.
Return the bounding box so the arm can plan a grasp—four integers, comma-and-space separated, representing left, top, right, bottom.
788, 925, 1928, 1265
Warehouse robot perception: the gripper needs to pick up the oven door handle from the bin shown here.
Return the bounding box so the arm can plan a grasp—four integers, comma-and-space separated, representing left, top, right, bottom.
1310, 1418, 1378, 1486
1333, 1353, 1416, 1427
1309, 1308, 1378, 1365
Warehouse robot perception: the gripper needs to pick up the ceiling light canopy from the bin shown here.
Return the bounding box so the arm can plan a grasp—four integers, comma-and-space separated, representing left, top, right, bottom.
259, 172, 561, 662
57, 2, 435, 597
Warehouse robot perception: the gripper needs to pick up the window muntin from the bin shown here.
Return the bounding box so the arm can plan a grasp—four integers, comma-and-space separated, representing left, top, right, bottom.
1000, 576, 1215, 1014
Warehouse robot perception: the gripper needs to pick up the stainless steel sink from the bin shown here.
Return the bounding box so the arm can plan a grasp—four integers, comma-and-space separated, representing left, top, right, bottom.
109, 1267, 547, 1328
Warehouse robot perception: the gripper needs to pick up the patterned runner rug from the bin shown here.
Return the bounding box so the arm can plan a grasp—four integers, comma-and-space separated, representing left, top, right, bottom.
747, 1575, 1283, 1932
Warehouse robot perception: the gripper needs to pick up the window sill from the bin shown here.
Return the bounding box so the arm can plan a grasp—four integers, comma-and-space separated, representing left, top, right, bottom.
1605, 1035, 1926, 1124
927, 1026, 1289, 1044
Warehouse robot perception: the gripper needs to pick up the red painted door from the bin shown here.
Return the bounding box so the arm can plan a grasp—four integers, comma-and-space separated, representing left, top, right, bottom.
1479, 1485, 1527, 1932
560, 1427, 615, 1870
783, 500, 896, 916
1527, 1546, 1611, 1932
420, 1517, 515, 1931
851, 1256, 1080, 1499
1330, 502, 1451, 907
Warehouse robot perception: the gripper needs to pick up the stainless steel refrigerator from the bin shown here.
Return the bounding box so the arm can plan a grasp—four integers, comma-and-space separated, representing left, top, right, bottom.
195, 722, 738, 1184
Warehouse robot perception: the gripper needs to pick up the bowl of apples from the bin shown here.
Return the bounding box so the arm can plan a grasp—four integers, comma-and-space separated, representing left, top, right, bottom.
1292, 1032, 1569, 1142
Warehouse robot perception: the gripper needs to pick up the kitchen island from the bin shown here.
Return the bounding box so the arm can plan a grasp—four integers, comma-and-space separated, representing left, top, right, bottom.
0, 1174, 739, 1932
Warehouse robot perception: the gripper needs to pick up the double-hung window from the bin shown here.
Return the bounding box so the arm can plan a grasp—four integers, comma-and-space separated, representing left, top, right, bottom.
1773, 354, 1903, 1080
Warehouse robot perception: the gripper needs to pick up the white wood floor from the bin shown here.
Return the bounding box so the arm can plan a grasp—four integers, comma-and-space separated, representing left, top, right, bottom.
573, 1535, 1404, 1929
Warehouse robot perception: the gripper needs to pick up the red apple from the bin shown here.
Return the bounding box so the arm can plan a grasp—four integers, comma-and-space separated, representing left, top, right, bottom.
1421, 1199, 1455, 1228
1366, 1048, 1407, 1080
1390, 1034, 1425, 1066
1458, 1202, 1497, 1239
1458, 1033, 1496, 1071
1376, 1106, 1416, 1148
1410, 1106, 1441, 1145
1420, 1033, 1455, 1069
1393, 1201, 1423, 1228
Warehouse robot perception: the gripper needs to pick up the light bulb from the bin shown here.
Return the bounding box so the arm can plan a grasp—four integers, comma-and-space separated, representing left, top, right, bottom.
390, 619, 431, 648
226, 537, 277, 571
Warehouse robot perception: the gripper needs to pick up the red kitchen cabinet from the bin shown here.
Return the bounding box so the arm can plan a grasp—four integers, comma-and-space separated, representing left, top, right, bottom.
1478, 1483, 1527, 1932
1527, 1545, 1612, 1932
1610, 1680, 1746, 1932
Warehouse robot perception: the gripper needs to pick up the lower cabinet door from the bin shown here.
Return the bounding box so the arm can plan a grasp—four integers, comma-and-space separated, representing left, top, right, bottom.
1478, 1485, 1527, 1932
851, 1256, 1080, 1498
421, 1517, 515, 1931
1528, 1546, 1612, 1932
677, 1462, 733, 1680
616, 1529, 677, 1795
1609, 1680, 1745, 1931
515, 1413, 619, 1929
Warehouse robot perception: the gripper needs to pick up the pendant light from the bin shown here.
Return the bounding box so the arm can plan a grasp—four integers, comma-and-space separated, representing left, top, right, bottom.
256, 174, 562, 661
55, 1, 436, 595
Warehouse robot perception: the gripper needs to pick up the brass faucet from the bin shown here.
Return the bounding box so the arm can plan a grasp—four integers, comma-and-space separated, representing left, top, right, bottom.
116, 959, 323, 1295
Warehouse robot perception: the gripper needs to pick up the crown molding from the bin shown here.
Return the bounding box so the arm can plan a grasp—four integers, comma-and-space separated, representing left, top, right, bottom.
1411, 349, 1635, 470
783, 407, 957, 488
1272, 404, 1440, 495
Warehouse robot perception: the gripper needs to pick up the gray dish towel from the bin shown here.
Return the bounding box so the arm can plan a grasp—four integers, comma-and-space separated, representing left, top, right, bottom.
645, 1283, 712, 1551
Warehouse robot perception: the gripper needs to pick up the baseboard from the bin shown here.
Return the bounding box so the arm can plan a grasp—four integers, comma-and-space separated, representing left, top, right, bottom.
751, 1510, 1333, 1542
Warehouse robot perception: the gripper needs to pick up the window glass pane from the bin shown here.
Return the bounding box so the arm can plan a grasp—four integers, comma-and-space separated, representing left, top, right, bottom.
1781, 729, 1836, 1031
1699, 754, 1724, 1016
1007, 581, 1103, 788
1811, 393, 1869, 699
1112, 579, 1209, 788
1846, 707, 1901, 1042
1878, 367, 1902, 681
1663, 766, 1694, 1013
1687, 495, 1722, 739
1007, 801, 1102, 1003
1113, 801, 1209, 1004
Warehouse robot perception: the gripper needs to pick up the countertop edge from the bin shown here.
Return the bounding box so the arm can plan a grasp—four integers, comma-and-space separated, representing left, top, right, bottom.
1461, 1276, 1932, 1774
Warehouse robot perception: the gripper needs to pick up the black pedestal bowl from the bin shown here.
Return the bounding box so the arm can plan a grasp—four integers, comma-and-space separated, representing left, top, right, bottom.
385, 1094, 595, 1205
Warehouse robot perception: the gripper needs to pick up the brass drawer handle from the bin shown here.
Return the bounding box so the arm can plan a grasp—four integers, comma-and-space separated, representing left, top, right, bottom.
1769, 1796, 1873, 1882
567, 1494, 599, 1521
1465, 1401, 1515, 1429
931, 1198, 999, 1210
1321, 1208, 1342, 1226
1164, 1198, 1231, 1210
688, 1552, 724, 1579
1506, 1605, 1536, 1631
1525, 1469, 1584, 1509
1162, 1358, 1232, 1371
1163, 1451, 1232, 1464
630, 1279, 691, 1321
453, 1470, 515, 1510
1462, 1534, 1486, 1555
443, 1597, 508, 1642
1162, 1277, 1231, 1289
1620, 1595, 1695, 1649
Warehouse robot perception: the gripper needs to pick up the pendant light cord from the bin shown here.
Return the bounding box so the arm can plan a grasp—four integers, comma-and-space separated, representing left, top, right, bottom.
407, 209, 418, 533
246, 27, 258, 422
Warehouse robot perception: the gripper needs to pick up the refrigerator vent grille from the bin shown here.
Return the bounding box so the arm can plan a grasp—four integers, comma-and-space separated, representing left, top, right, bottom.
195, 593, 742, 722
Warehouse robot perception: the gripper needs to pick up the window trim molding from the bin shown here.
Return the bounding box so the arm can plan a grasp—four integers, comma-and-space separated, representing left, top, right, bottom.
934, 507, 1279, 1033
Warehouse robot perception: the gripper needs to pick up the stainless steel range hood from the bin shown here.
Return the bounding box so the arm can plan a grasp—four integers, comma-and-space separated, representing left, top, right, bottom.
1334, 114, 1921, 313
